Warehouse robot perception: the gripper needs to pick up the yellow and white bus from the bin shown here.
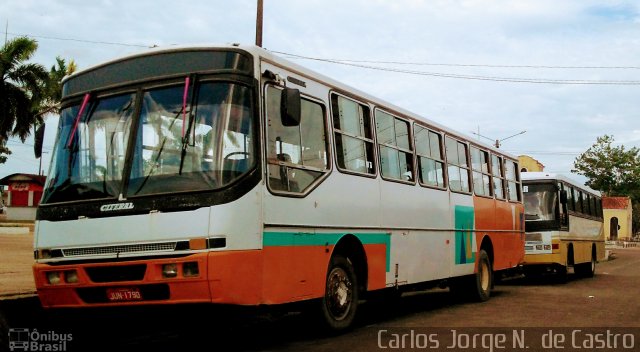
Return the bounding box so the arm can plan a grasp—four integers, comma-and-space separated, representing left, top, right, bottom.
522, 172, 605, 279
34, 44, 525, 330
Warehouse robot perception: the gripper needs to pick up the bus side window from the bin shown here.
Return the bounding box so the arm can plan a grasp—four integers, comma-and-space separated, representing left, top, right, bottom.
491, 154, 505, 200
375, 110, 414, 182
414, 125, 445, 188
566, 186, 575, 211
331, 94, 376, 175
266, 85, 329, 194
471, 146, 492, 197
445, 136, 471, 193
505, 160, 521, 202
575, 190, 583, 214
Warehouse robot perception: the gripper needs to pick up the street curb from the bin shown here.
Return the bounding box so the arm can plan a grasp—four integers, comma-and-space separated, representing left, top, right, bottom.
0, 292, 37, 301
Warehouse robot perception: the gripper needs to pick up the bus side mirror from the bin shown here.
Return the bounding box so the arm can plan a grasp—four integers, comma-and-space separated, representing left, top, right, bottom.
34, 124, 45, 159
560, 190, 568, 204
280, 88, 301, 127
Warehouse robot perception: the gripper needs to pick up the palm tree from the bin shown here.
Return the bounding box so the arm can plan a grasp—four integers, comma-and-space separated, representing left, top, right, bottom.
0, 36, 48, 145
38, 56, 77, 117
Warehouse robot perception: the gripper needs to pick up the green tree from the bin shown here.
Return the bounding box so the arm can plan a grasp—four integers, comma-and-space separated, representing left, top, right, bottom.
573, 135, 640, 196
1, 37, 76, 164
37, 56, 77, 117
0, 37, 48, 144
573, 135, 640, 234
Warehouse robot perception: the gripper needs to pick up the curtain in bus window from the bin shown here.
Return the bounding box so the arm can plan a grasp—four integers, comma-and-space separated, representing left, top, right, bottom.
41, 93, 135, 204
266, 86, 328, 193
127, 82, 254, 196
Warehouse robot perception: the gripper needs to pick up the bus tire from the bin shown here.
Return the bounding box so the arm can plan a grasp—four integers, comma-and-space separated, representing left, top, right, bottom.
450, 249, 492, 302
575, 252, 596, 278
472, 249, 493, 302
320, 255, 358, 331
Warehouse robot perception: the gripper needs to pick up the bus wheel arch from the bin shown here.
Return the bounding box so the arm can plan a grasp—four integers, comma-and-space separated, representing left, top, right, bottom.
450, 237, 493, 302
319, 235, 367, 331
479, 236, 494, 268
576, 244, 596, 278
566, 243, 575, 267
330, 234, 368, 294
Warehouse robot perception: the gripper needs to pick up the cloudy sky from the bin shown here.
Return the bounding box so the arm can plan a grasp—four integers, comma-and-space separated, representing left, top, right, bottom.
2, 0, 640, 183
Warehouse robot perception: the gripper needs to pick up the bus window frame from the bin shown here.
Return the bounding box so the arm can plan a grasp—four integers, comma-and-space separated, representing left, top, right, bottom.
413, 123, 447, 191
444, 135, 472, 195
329, 91, 378, 179
264, 84, 332, 198
505, 159, 522, 203
373, 107, 416, 185
491, 153, 507, 201
470, 144, 494, 199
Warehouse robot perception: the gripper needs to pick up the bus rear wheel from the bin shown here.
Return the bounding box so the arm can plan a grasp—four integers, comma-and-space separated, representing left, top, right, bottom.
450, 249, 492, 302
320, 255, 358, 331
575, 252, 596, 278
473, 249, 493, 302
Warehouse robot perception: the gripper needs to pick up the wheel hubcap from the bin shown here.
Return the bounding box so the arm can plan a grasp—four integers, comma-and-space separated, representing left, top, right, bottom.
480, 261, 490, 291
326, 267, 352, 321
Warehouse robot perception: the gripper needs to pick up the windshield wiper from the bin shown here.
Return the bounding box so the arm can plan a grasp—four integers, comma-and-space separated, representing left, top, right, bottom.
178, 75, 194, 175
66, 93, 91, 149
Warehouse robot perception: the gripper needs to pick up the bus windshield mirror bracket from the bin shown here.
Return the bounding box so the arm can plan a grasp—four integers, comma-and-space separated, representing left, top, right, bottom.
280, 88, 301, 127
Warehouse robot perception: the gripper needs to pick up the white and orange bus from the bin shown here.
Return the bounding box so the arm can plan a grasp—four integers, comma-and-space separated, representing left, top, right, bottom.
522, 172, 605, 279
34, 44, 524, 330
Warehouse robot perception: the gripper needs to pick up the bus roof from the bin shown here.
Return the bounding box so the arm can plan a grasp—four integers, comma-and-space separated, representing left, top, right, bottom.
63, 43, 517, 160
521, 172, 601, 196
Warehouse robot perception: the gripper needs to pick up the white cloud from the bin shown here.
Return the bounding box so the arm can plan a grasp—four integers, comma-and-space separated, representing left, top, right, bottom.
1, 0, 640, 185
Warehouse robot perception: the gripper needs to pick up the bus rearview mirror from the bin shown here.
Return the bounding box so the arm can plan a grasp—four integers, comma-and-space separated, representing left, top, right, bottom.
281, 88, 301, 127
560, 190, 568, 204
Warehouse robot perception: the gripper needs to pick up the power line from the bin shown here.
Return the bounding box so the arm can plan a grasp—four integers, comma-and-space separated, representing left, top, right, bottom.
4, 31, 153, 48
275, 51, 640, 85
277, 55, 640, 70
505, 150, 582, 156
5, 31, 640, 84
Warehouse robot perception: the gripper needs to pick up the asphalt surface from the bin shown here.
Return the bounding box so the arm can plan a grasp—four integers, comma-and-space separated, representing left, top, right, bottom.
1, 248, 639, 352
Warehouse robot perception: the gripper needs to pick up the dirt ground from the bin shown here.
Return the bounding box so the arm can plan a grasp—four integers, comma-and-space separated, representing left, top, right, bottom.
0, 215, 36, 298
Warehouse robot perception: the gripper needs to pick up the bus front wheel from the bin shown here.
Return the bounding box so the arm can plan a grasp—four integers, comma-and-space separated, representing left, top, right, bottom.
320, 255, 359, 331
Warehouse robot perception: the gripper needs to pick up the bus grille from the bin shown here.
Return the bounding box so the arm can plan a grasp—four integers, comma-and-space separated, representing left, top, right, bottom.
85, 264, 147, 282
62, 242, 177, 257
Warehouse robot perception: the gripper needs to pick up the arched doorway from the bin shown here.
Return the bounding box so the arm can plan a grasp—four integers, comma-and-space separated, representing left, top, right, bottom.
610, 217, 619, 240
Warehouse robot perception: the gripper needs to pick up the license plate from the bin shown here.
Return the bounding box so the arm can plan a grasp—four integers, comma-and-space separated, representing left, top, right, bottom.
106, 287, 142, 302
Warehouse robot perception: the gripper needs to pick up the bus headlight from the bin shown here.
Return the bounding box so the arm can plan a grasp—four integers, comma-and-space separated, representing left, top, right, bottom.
64, 270, 79, 284
46, 272, 62, 285
182, 262, 199, 277
162, 263, 178, 278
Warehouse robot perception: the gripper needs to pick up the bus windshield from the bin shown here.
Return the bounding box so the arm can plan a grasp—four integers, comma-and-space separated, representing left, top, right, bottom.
523, 183, 557, 222
42, 81, 255, 204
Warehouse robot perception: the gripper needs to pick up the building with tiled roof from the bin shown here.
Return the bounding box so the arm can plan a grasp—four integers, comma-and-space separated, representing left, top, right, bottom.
602, 196, 632, 240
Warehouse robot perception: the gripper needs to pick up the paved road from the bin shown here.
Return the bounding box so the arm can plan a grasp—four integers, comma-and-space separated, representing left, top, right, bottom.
2, 248, 639, 352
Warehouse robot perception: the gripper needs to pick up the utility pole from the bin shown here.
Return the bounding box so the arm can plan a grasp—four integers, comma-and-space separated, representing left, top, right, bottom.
255, 0, 264, 47
471, 130, 526, 148
5, 20, 8, 45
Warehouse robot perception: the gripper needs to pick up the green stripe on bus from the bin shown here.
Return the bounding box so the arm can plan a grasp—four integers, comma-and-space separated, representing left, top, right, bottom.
263, 231, 391, 272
